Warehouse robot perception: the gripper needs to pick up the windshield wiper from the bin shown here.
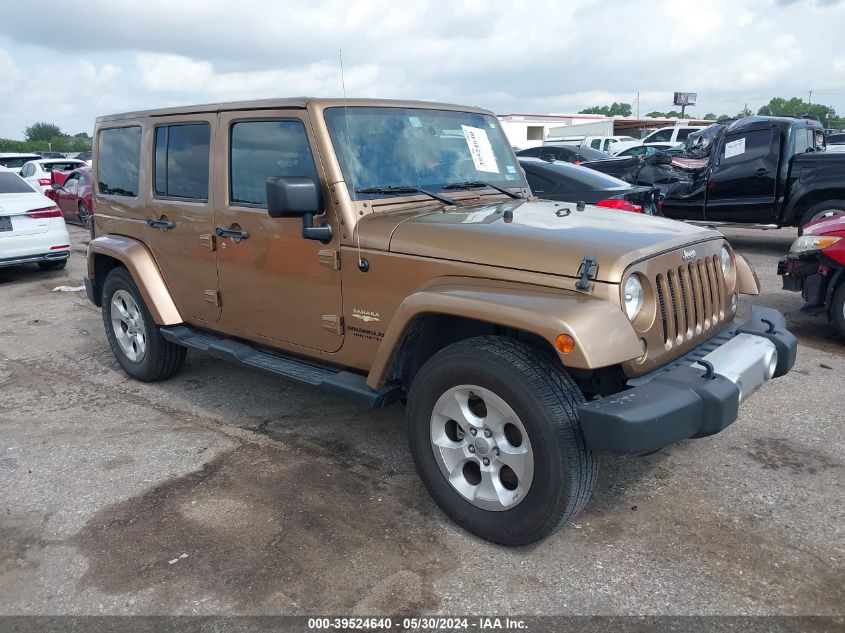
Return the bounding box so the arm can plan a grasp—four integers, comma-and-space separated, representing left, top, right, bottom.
356, 185, 457, 206
442, 180, 524, 199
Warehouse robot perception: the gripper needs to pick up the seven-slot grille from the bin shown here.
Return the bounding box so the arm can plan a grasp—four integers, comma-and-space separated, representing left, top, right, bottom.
655, 255, 726, 347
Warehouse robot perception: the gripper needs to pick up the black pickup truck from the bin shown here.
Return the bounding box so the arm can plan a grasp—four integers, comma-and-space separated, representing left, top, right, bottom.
633, 116, 845, 231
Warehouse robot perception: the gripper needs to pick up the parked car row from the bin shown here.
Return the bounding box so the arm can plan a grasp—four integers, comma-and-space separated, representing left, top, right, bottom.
0, 167, 70, 272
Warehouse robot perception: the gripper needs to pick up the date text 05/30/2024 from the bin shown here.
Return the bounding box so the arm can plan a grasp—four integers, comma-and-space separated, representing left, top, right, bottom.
307, 617, 528, 630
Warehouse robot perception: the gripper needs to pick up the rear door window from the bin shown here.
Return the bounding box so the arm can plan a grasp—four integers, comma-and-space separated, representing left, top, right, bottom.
0, 172, 36, 193
229, 120, 319, 207
97, 126, 142, 196
646, 129, 673, 143
675, 128, 697, 142
154, 123, 211, 201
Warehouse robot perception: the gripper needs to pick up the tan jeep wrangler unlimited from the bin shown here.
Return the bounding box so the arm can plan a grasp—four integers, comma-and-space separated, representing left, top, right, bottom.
85, 98, 797, 545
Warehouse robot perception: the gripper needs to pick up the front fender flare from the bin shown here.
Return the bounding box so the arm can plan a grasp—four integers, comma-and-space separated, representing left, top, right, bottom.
366, 278, 643, 389
88, 235, 182, 325
735, 254, 760, 295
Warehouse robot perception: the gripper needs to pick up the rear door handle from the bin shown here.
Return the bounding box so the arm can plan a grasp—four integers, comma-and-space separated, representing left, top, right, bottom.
215, 227, 249, 240
147, 218, 174, 230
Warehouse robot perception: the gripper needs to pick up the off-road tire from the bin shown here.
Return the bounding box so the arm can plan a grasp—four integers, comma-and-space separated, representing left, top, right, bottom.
798, 200, 845, 235
38, 260, 67, 271
101, 267, 186, 382
832, 281, 845, 340
407, 336, 597, 546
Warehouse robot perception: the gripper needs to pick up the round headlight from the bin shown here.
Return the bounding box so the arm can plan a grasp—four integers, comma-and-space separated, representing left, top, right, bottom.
721, 246, 731, 276
623, 275, 644, 321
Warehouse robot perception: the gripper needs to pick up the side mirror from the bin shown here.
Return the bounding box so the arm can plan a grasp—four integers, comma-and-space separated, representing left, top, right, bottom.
265, 176, 331, 243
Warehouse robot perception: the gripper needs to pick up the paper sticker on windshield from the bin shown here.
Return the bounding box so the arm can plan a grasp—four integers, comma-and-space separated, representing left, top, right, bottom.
461, 125, 499, 173
724, 137, 746, 159
409, 116, 422, 128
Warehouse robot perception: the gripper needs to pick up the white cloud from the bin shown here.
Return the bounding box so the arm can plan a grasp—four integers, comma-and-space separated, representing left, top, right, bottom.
1, 0, 845, 138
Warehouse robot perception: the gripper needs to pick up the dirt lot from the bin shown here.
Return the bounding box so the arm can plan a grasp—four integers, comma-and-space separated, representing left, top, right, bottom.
0, 225, 843, 616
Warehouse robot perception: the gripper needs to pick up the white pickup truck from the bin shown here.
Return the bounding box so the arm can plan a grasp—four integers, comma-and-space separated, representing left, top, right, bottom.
544, 135, 637, 153
609, 125, 707, 155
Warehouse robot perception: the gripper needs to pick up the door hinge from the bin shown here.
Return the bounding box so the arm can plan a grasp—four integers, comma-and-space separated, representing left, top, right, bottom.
204, 289, 221, 306
321, 314, 344, 335
200, 233, 217, 252
318, 249, 341, 271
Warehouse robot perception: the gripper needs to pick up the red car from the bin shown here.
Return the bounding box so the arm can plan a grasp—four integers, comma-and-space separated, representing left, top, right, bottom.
45, 166, 93, 228
778, 214, 845, 338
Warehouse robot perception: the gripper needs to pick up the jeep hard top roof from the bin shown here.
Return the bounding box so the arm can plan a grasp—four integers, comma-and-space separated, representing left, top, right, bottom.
96, 98, 493, 123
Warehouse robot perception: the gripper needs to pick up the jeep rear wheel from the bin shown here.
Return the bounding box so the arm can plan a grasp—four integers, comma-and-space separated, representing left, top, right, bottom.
101, 267, 186, 382
407, 336, 597, 546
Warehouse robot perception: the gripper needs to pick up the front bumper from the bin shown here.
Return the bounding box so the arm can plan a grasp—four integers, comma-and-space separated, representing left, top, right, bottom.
578, 305, 797, 454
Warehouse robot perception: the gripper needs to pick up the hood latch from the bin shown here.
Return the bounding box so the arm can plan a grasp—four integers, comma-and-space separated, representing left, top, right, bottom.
575, 254, 598, 292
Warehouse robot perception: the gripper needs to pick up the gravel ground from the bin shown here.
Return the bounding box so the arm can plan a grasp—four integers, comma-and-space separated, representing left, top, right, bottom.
0, 224, 842, 616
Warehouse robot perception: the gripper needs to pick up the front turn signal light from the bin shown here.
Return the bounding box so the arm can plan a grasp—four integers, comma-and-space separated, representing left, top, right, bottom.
555, 334, 576, 354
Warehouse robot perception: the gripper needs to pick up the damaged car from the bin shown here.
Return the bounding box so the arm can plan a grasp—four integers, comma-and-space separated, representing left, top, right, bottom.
628, 116, 845, 232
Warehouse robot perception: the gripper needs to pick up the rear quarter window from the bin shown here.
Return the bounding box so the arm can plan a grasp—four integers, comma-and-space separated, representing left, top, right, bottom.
97, 126, 142, 197
0, 172, 36, 194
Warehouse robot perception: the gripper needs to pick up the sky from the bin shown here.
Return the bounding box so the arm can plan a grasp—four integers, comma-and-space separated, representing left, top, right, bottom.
1, 0, 844, 139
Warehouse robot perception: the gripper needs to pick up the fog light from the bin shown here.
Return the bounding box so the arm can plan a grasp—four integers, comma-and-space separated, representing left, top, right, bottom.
555, 334, 576, 354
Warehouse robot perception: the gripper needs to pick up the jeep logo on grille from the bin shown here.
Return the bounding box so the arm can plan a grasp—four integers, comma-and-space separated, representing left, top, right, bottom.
682, 249, 697, 261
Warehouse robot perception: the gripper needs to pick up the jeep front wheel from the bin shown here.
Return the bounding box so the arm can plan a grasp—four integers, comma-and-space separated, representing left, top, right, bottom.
407, 336, 597, 546
101, 267, 186, 382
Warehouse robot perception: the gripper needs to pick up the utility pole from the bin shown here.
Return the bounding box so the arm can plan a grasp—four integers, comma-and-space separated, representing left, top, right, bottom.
809, 89, 813, 106
636, 91, 640, 118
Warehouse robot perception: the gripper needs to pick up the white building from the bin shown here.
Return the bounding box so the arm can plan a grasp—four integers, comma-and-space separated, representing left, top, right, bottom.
497, 113, 609, 149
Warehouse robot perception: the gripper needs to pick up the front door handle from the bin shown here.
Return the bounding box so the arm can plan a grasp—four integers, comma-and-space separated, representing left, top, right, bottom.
147, 217, 174, 230
754, 168, 768, 177
215, 226, 249, 240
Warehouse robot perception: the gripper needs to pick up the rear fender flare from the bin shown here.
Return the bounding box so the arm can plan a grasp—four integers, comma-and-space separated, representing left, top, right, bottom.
366, 278, 643, 389
88, 235, 182, 325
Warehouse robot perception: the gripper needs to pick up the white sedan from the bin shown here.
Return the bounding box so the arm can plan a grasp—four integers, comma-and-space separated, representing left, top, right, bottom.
0, 167, 71, 271
19, 158, 87, 193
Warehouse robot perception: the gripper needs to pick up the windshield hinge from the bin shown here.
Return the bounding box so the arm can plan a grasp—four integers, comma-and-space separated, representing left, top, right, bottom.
575, 254, 598, 292
318, 249, 341, 271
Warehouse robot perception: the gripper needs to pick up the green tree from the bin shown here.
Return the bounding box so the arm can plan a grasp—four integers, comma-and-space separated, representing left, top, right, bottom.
757, 96, 831, 121
704, 113, 717, 120
578, 102, 633, 117
645, 111, 666, 118
24, 122, 63, 143
717, 114, 732, 121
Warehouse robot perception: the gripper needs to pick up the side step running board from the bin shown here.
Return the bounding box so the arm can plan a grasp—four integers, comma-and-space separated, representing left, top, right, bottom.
160, 325, 401, 409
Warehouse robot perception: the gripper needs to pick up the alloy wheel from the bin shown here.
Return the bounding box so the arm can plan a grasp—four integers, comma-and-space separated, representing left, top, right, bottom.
430, 385, 534, 511
110, 289, 147, 362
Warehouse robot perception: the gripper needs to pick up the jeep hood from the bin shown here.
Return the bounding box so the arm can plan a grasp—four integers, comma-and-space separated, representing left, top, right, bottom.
371, 199, 721, 283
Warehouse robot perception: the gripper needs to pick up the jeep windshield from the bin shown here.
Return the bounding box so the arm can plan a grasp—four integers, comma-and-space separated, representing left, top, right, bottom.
324, 107, 525, 201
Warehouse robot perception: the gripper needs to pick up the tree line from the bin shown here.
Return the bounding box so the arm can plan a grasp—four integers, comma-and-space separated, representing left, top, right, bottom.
0, 122, 92, 153
579, 97, 843, 128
